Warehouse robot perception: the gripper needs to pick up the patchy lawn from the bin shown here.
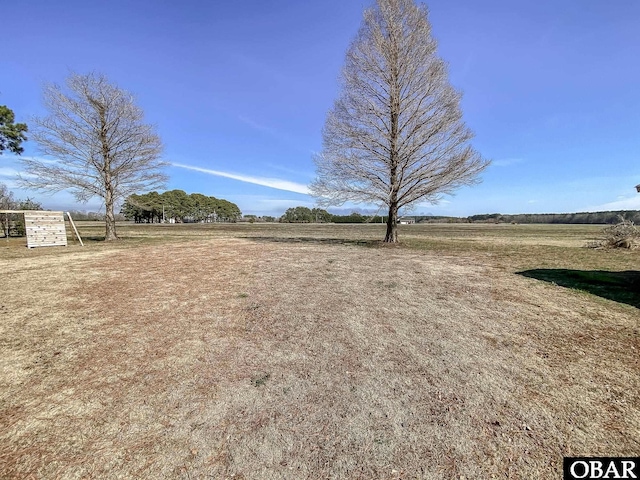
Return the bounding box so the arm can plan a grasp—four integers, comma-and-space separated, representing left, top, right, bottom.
1, 234, 638, 479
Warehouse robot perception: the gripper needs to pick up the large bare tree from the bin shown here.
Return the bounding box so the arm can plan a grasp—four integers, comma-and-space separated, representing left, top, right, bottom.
311, 0, 489, 242
19, 72, 167, 241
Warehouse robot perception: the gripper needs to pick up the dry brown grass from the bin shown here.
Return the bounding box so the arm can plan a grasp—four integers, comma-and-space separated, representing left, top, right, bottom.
1, 226, 638, 479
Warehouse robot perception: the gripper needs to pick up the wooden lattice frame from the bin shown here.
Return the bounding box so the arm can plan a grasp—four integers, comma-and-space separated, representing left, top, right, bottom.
0, 210, 83, 248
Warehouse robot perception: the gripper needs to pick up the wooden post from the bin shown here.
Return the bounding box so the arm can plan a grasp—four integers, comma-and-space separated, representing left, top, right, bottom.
66, 212, 84, 246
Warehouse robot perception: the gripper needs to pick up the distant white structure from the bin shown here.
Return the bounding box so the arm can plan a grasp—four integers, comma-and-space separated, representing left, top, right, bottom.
398, 216, 416, 225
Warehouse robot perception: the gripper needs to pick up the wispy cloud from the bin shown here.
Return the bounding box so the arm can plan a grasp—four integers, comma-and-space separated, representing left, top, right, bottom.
237, 115, 276, 134
227, 52, 292, 86
0, 167, 37, 189
584, 195, 640, 212
172, 163, 310, 195
265, 162, 314, 178
5, 155, 58, 165
459, 51, 476, 79
492, 158, 525, 168
235, 114, 309, 153
0, 167, 38, 177
0, 167, 22, 178
415, 198, 451, 209
230, 195, 315, 215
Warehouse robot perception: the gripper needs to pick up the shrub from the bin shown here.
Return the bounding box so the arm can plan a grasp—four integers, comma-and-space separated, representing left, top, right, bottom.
588, 216, 639, 249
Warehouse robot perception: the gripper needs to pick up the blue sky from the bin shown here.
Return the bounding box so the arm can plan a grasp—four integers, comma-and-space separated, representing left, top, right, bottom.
1, 0, 639, 216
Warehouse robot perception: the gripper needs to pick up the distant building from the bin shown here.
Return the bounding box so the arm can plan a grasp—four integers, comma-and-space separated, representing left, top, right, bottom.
398, 216, 415, 225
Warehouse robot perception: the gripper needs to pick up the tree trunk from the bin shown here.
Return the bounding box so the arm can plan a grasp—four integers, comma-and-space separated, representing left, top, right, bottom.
384, 204, 398, 243
104, 189, 118, 241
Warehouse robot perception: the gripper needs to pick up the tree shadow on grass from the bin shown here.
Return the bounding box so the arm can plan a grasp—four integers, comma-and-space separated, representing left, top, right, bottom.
517, 269, 640, 308
248, 236, 385, 248
82, 235, 107, 242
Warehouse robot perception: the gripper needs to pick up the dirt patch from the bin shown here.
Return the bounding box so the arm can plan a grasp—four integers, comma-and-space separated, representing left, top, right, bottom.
1, 237, 638, 479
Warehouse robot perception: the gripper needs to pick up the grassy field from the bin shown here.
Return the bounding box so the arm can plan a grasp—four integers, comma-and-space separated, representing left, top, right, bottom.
1, 222, 638, 478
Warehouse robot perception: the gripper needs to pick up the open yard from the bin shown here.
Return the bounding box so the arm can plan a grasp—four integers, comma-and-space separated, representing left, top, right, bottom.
1, 223, 638, 478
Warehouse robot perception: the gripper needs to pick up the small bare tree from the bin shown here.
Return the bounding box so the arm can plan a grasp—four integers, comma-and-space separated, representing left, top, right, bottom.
19, 73, 167, 241
311, 0, 489, 242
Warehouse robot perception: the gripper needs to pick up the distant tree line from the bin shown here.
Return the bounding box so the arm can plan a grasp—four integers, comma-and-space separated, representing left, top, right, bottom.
240, 215, 277, 223
280, 207, 334, 223
277, 206, 640, 225
466, 211, 640, 225
121, 190, 241, 223
332, 212, 377, 223
279, 207, 388, 223
278, 206, 474, 224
